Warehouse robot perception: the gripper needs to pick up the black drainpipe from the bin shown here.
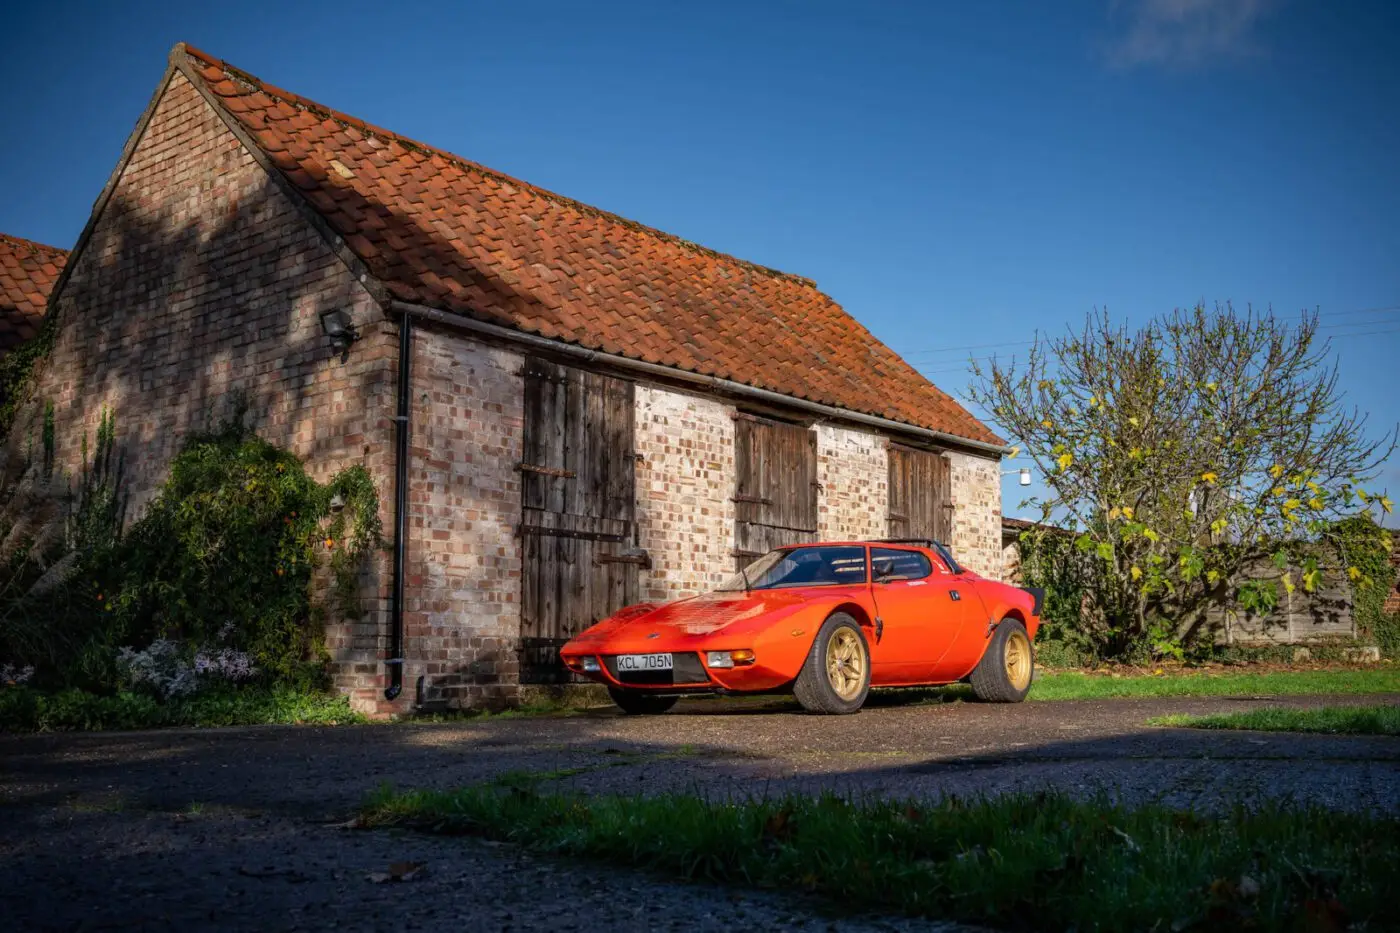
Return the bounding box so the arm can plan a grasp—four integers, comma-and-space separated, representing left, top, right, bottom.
385, 312, 412, 701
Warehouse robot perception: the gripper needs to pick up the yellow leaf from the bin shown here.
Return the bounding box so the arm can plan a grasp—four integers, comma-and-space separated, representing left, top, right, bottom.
1307, 497, 1324, 511
1129, 447, 1143, 460
1037, 380, 1055, 391
1041, 419, 1054, 430
1282, 572, 1295, 594
1382, 497, 1395, 515
1200, 472, 1218, 484
1108, 507, 1122, 522
1130, 566, 1143, 581
1057, 452, 1073, 471
1122, 506, 1134, 519
1283, 498, 1301, 512
1142, 528, 1160, 543
1206, 570, 1220, 585
1347, 566, 1362, 581
1128, 416, 1140, 427
1271, 486, 1285, 497
1269, 464, 1284, 479
1204, 381, 1218, 393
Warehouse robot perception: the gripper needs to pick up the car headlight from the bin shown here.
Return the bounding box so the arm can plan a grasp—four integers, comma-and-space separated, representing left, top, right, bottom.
581, 657, 600, 672
706, 649, 755, 668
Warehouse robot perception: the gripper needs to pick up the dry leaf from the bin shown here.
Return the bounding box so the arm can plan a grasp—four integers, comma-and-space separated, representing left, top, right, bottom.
368, 861, 427, 884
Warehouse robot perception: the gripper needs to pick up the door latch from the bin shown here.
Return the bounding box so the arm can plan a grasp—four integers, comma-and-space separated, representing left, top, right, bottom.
949, 590, 961, 601
874, 617, 884, 643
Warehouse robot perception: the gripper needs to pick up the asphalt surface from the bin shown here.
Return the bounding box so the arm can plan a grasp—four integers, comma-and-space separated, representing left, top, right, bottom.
4, 691, 1398, 931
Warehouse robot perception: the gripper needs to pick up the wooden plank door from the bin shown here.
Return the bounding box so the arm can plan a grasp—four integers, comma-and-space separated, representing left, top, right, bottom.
887, 444, 952, 543
519, 357, 638, 682
733, 413, 818, 568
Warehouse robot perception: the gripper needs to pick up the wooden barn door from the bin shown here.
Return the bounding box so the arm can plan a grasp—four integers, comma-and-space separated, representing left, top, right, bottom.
519, 357, 639, 682
887, 444, 952, 543
733, 413, 818, 569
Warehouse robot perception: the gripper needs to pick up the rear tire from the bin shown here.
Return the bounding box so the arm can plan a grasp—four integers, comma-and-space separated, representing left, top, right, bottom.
608, 688, 678, 715
969, 619, 1034, 703
793, 612, 871, 714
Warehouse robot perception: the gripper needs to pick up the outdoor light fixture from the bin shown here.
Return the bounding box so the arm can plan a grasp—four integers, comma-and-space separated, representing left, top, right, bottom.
319, 309, 360, 362
1002, 468, 1032, 486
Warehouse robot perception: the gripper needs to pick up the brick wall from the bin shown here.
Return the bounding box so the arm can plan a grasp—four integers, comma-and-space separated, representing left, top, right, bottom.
633, 384, 736, 601
401, 328, 524, 711
816, 424, 888, 541
948, 450, 1003, 579
28, 70, 398, 708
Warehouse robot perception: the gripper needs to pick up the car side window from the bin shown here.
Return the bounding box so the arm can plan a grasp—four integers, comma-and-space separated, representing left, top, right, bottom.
870, 547, 933, 583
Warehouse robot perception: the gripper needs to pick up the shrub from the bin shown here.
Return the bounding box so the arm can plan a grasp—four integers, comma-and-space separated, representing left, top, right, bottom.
99, 419, 380, 684
0, 408, 126, 686
0, 411, 381, 691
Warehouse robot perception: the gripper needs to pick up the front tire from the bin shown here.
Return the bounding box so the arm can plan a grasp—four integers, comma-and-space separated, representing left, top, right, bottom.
969, 619, 1034, 703
608, 687, 678, 715
793, 612, 871, 714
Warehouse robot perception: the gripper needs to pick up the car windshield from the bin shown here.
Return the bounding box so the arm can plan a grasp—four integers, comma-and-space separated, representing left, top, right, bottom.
715, 545, 868, 591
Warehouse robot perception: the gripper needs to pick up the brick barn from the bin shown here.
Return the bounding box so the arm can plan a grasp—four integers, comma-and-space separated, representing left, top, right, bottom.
23, 44, 1008, 713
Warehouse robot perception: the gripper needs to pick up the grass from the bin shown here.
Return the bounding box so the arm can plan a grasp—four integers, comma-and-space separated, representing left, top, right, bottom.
361, 781, 1400, 932
1151, 704, 1400, 736
0, 684, 367, 733
1026, 667, 1400, 701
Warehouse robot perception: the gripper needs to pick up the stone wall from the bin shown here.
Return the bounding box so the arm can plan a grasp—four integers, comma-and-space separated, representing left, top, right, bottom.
402, 328, 524, 710
948, 450, 1003, 579
29, 69, 397, 708
815, 424, 888, 541
633, 384, 736, 602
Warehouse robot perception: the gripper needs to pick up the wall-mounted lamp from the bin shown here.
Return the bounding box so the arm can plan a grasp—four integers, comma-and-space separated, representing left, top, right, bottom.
320, 309, 360, 363
1001, 468, 1032, 487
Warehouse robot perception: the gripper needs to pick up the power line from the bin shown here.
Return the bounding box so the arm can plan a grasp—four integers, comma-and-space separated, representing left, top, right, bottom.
898, 304, 1400, 358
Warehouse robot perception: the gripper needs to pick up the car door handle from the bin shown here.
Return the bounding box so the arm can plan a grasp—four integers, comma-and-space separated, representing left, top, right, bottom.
950, 590, 961, 601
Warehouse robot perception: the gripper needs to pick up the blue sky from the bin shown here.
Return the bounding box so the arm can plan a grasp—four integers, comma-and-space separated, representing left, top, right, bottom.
2, 0, 1397, 522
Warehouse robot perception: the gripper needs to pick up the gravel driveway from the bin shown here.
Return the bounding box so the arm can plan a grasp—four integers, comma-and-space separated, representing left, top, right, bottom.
4, 692, 1398, 931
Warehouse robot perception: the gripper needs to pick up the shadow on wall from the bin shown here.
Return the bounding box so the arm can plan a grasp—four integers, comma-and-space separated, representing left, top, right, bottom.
16, 149, 577, 709
13, 173, 394, 697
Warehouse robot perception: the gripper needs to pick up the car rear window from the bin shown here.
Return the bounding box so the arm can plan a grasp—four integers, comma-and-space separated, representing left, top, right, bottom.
870, 547, 933, 582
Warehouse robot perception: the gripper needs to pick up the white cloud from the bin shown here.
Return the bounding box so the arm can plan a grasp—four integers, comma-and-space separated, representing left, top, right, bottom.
1105, 0, 1276, 69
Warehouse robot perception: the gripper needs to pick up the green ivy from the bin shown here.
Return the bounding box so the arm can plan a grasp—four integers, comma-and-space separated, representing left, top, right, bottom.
1327, 514, 1396, 655
0, 314, 57, 439
96, 419, 382, 683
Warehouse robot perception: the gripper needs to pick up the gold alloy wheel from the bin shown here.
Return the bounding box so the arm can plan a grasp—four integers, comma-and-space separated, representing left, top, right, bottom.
825, 625, 866, 700
1005, 629, 1033, 691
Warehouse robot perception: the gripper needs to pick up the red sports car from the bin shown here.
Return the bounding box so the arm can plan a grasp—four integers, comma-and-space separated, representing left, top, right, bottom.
559, 539, 1044, 715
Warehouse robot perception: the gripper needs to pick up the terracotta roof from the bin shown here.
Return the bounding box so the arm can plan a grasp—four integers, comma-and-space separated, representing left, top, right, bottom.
0, 233, 66, 354
176, 44, 1001, 447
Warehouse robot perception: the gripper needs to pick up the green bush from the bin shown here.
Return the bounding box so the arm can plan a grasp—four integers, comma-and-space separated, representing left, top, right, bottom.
1017, 527, 1101, 665
1374, 612, 1400, 660
1329, 515, 1396, 654
1, 412, 381, 690
99, 420, 381, 684
0, 684, 366, 733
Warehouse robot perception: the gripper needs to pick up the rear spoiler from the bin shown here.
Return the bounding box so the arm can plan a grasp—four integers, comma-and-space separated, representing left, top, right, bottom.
1020, 586, 1045, 618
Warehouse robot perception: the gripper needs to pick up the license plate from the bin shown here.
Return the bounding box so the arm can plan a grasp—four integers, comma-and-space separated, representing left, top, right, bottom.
616, 653, 673, 672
